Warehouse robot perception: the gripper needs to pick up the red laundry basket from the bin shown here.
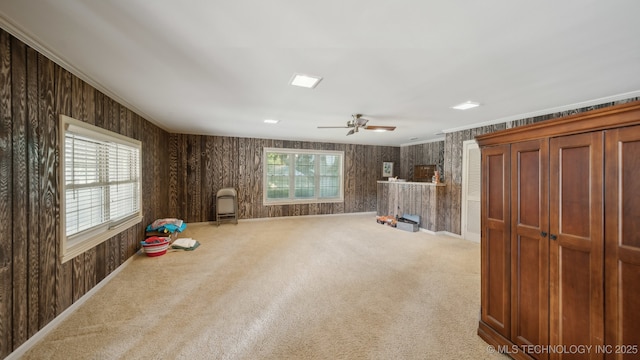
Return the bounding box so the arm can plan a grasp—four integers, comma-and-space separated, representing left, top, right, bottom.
141, 236, 170, 257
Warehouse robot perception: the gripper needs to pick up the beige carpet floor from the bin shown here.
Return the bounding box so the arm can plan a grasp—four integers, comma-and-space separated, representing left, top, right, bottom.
21, 214, 505, 360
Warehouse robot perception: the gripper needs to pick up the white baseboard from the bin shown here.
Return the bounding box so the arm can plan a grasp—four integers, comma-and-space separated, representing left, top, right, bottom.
6, 254, 138, 360
419, 228, 463, 239
188, 211, 378, 226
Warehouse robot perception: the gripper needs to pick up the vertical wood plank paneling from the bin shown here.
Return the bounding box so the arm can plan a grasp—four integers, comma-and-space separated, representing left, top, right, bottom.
201, 136, 214, 221
0, 31, 171, 355
25, 46, 40, 338
83, 83, 95, 125
355, 144, 365, 212
106, 99, 120, 270
344, 144, 356, 213
71, 75, 86, 303
376, 182, 385, 215
107, 101, 122, 264
250, 138, 260, 217
351, 145, 360, 212
186, 134, 202, 222
158, 129, 170, 218
168, 133, 179, 217
421, 185, 431, 229
251, 139, 262, 218
212, 136, 223, 200
0, 30, 13, 358
55, 66, 73, 315
179, 134, 189, 219
236, 138, 253, 218
367, 147, 378, 210
37, 53, 57, 327
152, 126, 160, 220
118, 107, 129, 263
237, 137, 247, 218
93, 91, 106, 283
231, 137, 239, 190
221, 136, 231, 189
120, 110, 135, 259
400, 141, 444, 181
141, 121, 154, 227
169, 137, 401, 222
5, 25, 639, 354
243, 137, 253, 218
83, 246, 96, 298
11, 36, 29, 349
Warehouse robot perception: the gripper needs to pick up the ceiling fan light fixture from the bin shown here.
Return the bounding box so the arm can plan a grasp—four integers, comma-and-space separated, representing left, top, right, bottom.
290, 73, 323, 89
452, 101, 481, 110
263, 119, 279, 124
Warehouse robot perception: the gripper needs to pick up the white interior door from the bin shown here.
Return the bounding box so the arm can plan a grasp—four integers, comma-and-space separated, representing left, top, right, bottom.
461, 140, 481, 242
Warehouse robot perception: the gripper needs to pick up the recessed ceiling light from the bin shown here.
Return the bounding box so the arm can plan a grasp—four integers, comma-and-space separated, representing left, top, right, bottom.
452, 101, 481, 110
264, 119, 279, 124
290, 73, 323, 89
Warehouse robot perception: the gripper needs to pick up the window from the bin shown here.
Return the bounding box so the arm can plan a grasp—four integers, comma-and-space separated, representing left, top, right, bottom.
60, 115, 142, 263
264, 148, 344, 205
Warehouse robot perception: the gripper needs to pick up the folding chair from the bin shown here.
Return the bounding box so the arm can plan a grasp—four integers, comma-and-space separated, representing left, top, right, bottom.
216, 188, 238, 226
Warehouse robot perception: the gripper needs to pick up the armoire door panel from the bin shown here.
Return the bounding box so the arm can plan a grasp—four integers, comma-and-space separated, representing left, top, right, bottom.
558, 146, 591, 238
518, 150, 541, 227
619, 140, 640, 248
481, 145, 511, 338
513, 234, 542, 344
511, 139, 549, 358
550, 132, 604, 359
487, 152, 507, 221
486, 227, 509, 331
620, 262, 640, 351
605, 125, 640, 359
559, 247, 592, 346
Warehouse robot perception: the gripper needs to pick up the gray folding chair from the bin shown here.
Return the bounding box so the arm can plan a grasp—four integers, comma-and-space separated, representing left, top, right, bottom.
216, 188, 238, 226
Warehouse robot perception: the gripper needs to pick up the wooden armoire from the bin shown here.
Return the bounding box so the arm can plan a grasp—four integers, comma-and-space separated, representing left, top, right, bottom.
476, 101, 640, 360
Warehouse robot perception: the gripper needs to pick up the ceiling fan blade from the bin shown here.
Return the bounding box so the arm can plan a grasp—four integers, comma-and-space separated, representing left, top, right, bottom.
364, 125, 396, 131
346, 129, 355, 136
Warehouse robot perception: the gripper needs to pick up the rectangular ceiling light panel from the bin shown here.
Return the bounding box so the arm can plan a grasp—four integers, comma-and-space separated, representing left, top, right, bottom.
452, 101, 480, 110
290, 73, 323, 89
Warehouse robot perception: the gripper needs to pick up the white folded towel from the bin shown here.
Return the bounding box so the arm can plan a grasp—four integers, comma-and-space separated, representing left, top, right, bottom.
172, 238, 197, 248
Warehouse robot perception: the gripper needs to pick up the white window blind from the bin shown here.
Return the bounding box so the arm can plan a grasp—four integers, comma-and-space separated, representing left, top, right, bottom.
264, 148, 344, 205
60, 115, 142, 263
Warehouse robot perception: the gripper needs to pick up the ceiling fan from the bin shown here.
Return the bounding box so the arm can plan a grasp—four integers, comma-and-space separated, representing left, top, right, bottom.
317, 114, 396, 136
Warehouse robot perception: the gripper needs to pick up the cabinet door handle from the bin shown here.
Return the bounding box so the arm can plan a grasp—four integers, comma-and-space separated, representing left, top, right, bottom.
541, 231, 548, 238
550, 234, 557, 241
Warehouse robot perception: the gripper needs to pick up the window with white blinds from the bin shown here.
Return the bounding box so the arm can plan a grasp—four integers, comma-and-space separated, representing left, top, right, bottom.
60, 115, 142, 263
263, 148, 344, 205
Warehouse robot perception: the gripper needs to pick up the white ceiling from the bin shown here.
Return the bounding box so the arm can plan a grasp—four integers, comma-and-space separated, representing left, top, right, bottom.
2, 0, 640, 146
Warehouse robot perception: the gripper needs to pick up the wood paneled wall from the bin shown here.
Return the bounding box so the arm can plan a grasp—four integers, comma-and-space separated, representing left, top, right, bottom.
0, 29, 169, 358
399, 141, 444, 180
167, 134, 401, 222
377, 182, 446, 232
3, 20, 639, 358
440, 97, 640, 236
441, 125, 506, 236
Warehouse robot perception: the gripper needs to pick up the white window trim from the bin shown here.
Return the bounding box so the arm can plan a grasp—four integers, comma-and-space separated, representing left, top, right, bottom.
263, 148, 344, 205
59, 115, 143, 263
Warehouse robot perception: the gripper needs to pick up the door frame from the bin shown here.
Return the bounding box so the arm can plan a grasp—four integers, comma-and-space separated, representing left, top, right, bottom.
462, 139, 481, 242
